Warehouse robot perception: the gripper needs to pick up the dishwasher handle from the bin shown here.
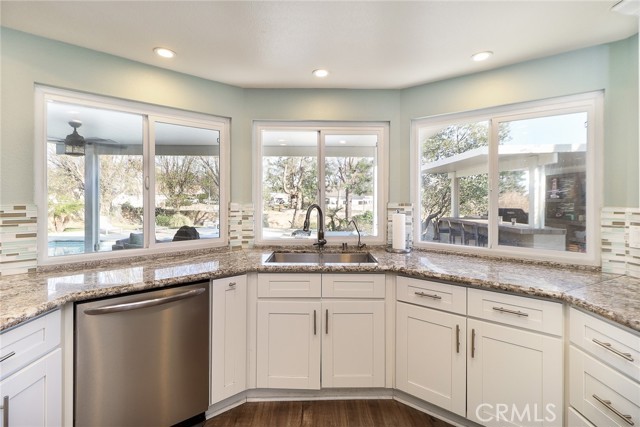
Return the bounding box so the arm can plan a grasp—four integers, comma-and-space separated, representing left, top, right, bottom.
83, 288, 206, 315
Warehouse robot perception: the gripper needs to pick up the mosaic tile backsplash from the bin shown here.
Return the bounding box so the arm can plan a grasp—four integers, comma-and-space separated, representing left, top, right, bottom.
2, 203, 640, 278
0, 204, 38, 276
601, 207, 640, 278
229, 203, 254, 249
387, 202, 413, 249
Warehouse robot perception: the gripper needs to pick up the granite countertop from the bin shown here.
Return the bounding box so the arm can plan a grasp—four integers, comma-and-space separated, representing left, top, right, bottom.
1, 247, 638, 333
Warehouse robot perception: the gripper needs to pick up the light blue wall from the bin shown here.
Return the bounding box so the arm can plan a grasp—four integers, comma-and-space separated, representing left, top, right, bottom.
1, 28, 638, 207
608, 35, 639, 205
244, 88, 401, 198
0, 28, 245, 204
400, 37, 639, 206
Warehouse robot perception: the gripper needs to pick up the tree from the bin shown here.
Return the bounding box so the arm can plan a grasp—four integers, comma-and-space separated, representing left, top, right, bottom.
156, 156, 199, 210
327, 157, 373, 222
421, 123, 490, 238
420, 122, 525, 240
198, 156, 220, 203
49, 199, 83, 232
263, 156, 316, 228
99, 155, 143, 216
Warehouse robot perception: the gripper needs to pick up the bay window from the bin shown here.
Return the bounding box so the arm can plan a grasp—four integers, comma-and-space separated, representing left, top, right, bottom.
412, 92, 602, 264
255, 122, 387, 245
36, 87, 229, 263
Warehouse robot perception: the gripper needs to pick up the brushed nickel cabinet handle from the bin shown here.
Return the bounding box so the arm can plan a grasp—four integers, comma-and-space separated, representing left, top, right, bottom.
592, 338, 634, 362
313, 310, 317, 335
593, 394, 634, 425
415, 291, 442, 300
492, 306, 529, 317
2, 395, 8, 427
325, 309, 328, 335
471, 329, 476, 358
0, 351, 16, 363
228, 282, 236, 288
455, 325, 460, 354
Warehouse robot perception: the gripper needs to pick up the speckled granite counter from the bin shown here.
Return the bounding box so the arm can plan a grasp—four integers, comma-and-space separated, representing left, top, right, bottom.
1, 247, 638, 333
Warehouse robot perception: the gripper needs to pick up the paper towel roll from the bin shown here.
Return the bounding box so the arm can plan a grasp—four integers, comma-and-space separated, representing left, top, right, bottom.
392, 213, 406, 250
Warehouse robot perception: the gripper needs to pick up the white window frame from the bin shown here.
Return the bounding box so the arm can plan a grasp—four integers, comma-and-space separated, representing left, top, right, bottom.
253, 121, 388, 246
35, 86, 230, 265
410, 92, 603, 266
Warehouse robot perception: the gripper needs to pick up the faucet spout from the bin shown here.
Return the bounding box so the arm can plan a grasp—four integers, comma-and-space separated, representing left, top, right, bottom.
348, 219, 366, 249
303, 204, 326, 248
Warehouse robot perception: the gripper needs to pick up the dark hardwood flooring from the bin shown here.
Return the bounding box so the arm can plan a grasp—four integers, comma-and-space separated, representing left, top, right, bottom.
204, 399, 454, 427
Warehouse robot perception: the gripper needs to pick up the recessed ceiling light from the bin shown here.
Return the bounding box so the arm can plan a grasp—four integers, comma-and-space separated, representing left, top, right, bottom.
154, 47, 176, 59
471, 51, 493, 62
312, 69, 329, 78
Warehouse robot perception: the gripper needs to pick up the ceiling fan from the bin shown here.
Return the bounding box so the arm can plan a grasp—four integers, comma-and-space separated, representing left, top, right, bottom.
48, 120, 123, 156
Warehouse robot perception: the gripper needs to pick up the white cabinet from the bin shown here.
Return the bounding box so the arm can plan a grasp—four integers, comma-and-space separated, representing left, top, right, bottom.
0, 310, 62, 427
0, 349, 62, 427
569, 308, 640, 427
396, 280, 563, 426
467, 318, 563, 426
322, 300, 385, 388
570, 346, 640, 427
256, 300, 321, 389
467, 289, 564, 427
396, 301, 466, 416
211, 275, 247, 404
395, 276, 467, 417
255, 273, 385, 390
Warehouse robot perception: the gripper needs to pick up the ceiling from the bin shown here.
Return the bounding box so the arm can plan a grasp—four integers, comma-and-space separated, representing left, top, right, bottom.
1, 1, 638, 89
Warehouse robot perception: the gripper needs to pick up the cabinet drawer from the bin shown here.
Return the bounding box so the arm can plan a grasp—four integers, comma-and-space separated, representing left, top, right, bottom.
396, 277, 466, 315
570, 346, 640, 427
570, 308, 640, 381
322, 274, 385, 298
258, 273, 321, 298
0, 310, 61, 380
467, 288, 562, 336
568, 407, 596, 427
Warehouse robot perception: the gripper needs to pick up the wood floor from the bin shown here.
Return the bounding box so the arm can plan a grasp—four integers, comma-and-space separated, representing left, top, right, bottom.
204, 400, 454, 427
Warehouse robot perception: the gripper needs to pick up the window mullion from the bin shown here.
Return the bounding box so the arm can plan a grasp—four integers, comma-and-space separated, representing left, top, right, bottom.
318, 130, 325, 209
144, 117, 155, 248
488, 118, 500, 248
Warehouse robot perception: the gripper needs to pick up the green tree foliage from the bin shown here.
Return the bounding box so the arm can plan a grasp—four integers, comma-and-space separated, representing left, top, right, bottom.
263, 156, 317, 228
421, 122, 490, 239
326, 157, 374, 222
421, 122, 524, 240
156, 156, 199, 210
49, 199, 83, 232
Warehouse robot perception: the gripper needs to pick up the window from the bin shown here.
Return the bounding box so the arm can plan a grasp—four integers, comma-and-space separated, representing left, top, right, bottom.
255, 122, 387, 245
412, 93, 602, 265
36, 87, 229, 263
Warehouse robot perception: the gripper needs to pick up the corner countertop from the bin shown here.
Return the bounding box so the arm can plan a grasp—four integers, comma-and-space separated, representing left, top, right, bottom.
1, 247, 638, 333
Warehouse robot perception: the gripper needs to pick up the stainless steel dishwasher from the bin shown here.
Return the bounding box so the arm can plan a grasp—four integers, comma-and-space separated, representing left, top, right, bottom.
75, 282, 209, 427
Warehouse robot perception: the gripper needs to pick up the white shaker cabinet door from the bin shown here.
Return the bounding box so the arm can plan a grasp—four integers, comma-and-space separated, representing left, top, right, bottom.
211, 275, 247, 405
0, 348, 62, 427
467, 319, 563, 427
396, 302, 466, 417
256, 300, 321, 390
321, 300, 385, 388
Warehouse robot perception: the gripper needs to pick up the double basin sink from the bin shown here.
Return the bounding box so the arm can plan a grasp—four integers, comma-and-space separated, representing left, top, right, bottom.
264, 251, 378, 265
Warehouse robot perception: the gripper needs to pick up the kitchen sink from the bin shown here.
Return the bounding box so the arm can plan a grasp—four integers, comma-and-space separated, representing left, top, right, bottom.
264, 251, 378, 264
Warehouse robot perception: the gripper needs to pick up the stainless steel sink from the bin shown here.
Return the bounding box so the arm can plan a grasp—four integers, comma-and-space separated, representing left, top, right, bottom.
264, 251, 378, 264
